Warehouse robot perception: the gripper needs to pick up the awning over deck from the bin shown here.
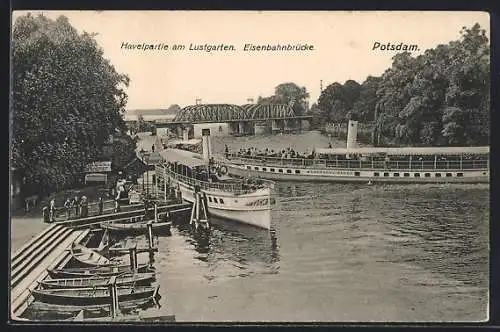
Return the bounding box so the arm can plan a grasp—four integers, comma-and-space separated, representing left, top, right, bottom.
159, 148, 206, 168
316, 146, 490, 156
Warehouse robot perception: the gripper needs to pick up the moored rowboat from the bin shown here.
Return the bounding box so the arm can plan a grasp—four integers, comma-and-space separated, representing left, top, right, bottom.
47, 263, 153, 279
31, 285, 160, 306
39, 272, 156, 289
29, 295, 158, 315
70, 242, 118, 268
101, 221, 172, 235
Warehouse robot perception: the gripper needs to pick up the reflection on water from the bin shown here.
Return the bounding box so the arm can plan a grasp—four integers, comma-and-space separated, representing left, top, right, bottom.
176, 217, 280, 273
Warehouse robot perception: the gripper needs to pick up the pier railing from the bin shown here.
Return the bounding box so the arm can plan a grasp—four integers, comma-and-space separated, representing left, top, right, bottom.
223, 154, 489, 171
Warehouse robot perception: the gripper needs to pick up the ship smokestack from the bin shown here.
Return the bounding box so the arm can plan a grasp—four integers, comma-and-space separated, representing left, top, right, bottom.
346, 120, 358, 149
202, 128, 212, 163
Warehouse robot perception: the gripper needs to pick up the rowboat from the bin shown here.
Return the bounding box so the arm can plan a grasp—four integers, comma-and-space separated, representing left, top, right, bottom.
47, 263, 152, 279
100, 221, 172, 235
70, 242, 118, 268
28, 296, 157, 315
31, 285, 160, 306
39, 272, 156, 289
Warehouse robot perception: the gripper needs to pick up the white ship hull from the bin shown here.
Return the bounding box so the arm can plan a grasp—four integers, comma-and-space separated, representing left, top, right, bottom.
226, 163, 489, 184
169, 177, 272, 229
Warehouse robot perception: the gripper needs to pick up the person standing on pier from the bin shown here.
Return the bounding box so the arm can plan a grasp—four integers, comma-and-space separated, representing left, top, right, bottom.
64, 197, 72, 220
98, 196, 104, 215
224, 144, 229, 158
73, 195, 80, 217
80, 195, 88, 218
49, 198, 56, 222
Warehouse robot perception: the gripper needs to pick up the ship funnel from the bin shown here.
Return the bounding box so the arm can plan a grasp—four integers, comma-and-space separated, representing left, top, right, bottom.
202, 128, 212, 163
346, 120, 358, 149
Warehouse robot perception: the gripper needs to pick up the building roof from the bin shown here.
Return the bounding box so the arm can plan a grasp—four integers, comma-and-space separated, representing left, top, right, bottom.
159, 148, 206, 168
315, 146, 490, 156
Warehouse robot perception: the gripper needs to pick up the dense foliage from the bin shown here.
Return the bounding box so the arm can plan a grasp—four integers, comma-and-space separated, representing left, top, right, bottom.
11, 14, 133, 197
258, 82, 310, 115
316, 24, 490, 146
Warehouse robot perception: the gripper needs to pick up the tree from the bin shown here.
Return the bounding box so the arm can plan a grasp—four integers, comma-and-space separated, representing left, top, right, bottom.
11, 14, 131, 197
258, 82, 310, 115
317, 82, 354, 123
371, 23, 489, 146
352, 76, 381, 123
165, 104, 181, 115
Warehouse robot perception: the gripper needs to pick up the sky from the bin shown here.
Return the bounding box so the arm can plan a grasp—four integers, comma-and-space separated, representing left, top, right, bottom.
12, 11, 490, 112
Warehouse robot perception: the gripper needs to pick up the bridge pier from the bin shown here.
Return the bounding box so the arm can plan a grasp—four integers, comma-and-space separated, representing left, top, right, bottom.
253, 121, 266, 135
238, 122, 245, 135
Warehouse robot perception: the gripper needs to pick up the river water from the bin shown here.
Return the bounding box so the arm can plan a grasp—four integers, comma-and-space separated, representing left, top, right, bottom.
151, 132, 490, 322
22, 132, 490, 322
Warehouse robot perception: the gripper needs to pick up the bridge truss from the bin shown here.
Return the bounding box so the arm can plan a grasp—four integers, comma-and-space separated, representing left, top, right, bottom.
174, 104, 297, 123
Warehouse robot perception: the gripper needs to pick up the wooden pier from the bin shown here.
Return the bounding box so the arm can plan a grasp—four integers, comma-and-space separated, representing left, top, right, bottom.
10, 201, 191, 321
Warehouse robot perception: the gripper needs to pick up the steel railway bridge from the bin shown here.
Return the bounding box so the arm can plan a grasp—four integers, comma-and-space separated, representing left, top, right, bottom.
154, 103, 312, 137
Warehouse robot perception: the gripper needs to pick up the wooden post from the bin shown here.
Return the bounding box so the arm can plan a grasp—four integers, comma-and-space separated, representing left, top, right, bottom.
189, 198, 196, 227
108, 276, 118, 318
195, 193, 200, 224
129, 244, 138, 272
154, 203, 158, 223
147, 221, 154, 249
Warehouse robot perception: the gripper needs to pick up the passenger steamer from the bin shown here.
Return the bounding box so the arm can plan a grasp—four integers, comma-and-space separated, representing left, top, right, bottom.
155, 129, 273, 229
220, 120, 489, 184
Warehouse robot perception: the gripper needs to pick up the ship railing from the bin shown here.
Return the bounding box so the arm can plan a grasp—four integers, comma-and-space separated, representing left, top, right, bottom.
224, 153, 489, 171
161, 167, 270, 195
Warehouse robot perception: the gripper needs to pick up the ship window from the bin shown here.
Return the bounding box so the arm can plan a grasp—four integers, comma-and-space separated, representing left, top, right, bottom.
219, 198, 224, 204
246, 166, 251, 170
286, 169, 292, 173
254, 167, 259, 171
270, 168, 275, 172
404, 173, 410, 177
208, 197, 212, 202
278, 169, 283, 173
457, 173, 464, 177
446, 173, 452, 177
435, 173, 442, 177
384, 172, 389, 177
425, 173, 431, 177
393, 173, 400, 177
354, 171, 360, 176
414, 173, 420, 177
262, 168, 267, 171
295, 170, 300, 174
374, 172, 380, 177
212, 198, 218, 203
